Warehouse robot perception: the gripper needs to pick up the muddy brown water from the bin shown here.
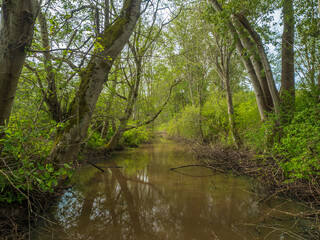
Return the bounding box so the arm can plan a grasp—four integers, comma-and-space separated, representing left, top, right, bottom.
33, 138, 313, 240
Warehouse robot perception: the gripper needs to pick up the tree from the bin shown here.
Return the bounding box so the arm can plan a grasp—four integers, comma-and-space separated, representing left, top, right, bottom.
0, 0, 39, 129
105, 13, 163, 150
49, 0, 142, 164
209, 34, 240, 147
208, 0, 296, 129
280, 0, 295, 123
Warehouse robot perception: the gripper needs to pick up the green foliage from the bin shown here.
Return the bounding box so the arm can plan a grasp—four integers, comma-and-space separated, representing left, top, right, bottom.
161, 91, 262, 147
161, 105, 204, 140
87, 131, 108, 149
121, 126, 152, 147
233, 92, 263, 149
202, 95, 229, 142
0, 113, 73, 203
274, 95, 320, 180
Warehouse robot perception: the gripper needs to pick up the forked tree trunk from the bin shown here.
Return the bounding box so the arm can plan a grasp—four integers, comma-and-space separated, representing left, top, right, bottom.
49, 0, 141, 164
208, 0, 269, 122
105, 55, 142, 151
38, 11, 64, 122
212, 35, 240, 147
0, 0, 39, 128
234, 14, 281, 118
233, 20, 274, 112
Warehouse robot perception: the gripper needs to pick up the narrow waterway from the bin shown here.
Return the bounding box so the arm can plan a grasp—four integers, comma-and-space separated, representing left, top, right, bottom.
34, 138, 312, 240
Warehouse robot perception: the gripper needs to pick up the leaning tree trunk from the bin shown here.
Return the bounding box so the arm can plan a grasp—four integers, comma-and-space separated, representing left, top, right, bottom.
280, 0, 295, 124
0, 0, 39, 128
209, 0, 269, 122
234, 14, 281, 118
105, 55, 142, 151
233, 20, 274, 112
49, 0, 141, 164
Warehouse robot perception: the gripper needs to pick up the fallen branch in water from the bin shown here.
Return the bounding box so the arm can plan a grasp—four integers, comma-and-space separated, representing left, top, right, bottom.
87, 161, 123, 172
170, 164, 226, 173
170, 169, 215, 178
88, 161, 105, 172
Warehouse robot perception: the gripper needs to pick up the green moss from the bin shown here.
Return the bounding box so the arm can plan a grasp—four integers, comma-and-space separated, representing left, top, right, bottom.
58, 0, 136, 141
98, 0, 135, 50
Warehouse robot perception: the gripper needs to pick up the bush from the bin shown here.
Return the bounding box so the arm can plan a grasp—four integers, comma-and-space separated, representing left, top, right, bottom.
87, 131, 108, 149
122, 126, 152, 147
160, 105, 204, 140
0, 113, 72, 203
274, 101, 320, 180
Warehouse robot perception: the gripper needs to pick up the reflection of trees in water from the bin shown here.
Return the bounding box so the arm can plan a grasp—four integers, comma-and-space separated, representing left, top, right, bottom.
53, 146, 259, 240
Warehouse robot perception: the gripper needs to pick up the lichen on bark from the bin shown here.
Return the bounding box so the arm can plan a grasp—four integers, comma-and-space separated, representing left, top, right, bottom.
49, 0, 141, 164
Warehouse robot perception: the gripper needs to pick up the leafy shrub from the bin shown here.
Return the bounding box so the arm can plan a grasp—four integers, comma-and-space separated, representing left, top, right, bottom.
87, 131, 108, 148
0, 114, 73, 203
202, 94, 229, 142
122, 126, 152, 147
274, 101, 320, 180
161, 91, 262, 146
161, 105, 204, 140
233, 91, 262, 148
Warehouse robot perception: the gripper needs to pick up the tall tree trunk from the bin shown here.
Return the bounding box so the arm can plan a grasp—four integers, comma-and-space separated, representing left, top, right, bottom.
38, 11, 64, 122
280, 0, 295, 124
106, 123, 126, 151
233, 20, 274, 112
49, 0, 141, 164
0, 0, 39, 128
208, 0, 269, 122
224, 70, 239, 148
101, 68, 119, 139
211, 35, 240, 147
105, 0, 110, 28
234, 14, 281, 118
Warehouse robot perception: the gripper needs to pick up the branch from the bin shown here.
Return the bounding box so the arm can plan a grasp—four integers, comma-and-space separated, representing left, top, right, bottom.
125, 78, 183, 131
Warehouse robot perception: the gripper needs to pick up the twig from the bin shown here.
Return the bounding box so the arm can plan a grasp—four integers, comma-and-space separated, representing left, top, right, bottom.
87, 161, 105, 172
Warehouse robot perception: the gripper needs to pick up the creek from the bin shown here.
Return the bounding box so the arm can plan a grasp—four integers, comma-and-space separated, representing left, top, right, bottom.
33, 138, 313, 240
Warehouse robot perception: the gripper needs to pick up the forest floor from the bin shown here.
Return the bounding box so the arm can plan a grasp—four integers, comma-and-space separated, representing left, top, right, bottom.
177, 137, 320, 239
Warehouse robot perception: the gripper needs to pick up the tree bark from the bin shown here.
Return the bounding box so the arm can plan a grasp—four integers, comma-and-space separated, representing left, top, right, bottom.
280, 0, 295, 123
0, 0, 39, 128
233, 19, 274, 112
208, 0, 269, 122
105, 50, 142, 151
234, 14, 281, 117
38, 11, 64, 122
212, 35, 239, 147
49, 0, 141, 164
